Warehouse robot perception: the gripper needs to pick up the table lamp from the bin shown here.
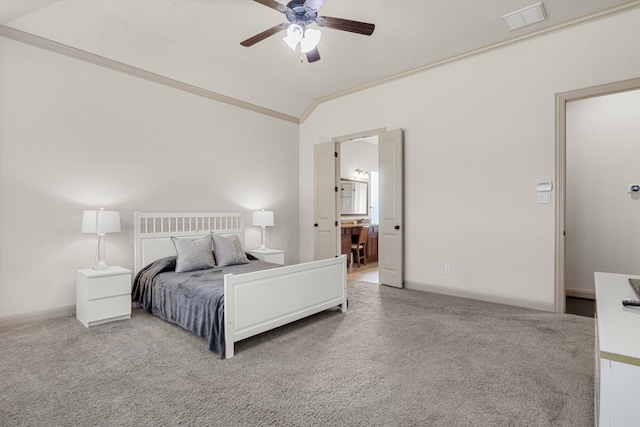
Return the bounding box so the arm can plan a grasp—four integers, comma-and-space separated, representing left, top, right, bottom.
81, 208, 121, 270
252, 209, 274, 250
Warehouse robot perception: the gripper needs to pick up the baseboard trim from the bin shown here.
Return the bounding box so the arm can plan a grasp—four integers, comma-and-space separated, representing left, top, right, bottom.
0, 306, 76, 329
565, 288, 596, 300
404, 281, 555, 312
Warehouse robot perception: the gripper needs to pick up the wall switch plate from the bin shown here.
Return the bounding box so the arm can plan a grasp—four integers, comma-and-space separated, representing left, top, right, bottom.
537, 193, 551, 204
444, 264, 451, 274
536, 181, 553, 192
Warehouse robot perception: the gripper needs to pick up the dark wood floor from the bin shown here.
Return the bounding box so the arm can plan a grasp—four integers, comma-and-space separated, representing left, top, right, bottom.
566, 296, 596, 318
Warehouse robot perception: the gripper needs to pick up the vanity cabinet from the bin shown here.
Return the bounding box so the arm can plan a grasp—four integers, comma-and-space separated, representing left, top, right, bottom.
340, 225, 378, 264
367, 225, 378, 263
341, 227, 353, 258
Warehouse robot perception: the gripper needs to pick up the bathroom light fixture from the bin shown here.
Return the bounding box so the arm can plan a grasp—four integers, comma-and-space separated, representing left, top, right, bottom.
252, 209, 275, 250
81, 208, 121, 270
354, 168, 369, 180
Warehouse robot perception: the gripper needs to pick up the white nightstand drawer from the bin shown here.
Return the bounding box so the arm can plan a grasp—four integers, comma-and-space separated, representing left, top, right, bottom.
86, 274, 130, 300
86, 294, 131, 323
77, 266, 132, 327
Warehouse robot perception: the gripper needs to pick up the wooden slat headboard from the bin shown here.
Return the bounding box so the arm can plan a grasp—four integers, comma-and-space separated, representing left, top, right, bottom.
133, 212, 244, 274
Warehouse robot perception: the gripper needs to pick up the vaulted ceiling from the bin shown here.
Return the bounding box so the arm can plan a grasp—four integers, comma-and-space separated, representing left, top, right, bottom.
1, 0, 636, 121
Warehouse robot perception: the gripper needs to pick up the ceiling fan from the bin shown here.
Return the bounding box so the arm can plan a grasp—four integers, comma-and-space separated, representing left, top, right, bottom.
240, 0, 375, 63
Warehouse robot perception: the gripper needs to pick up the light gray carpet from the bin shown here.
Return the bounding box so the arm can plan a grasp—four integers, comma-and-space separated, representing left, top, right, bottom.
0, 281, 595, 426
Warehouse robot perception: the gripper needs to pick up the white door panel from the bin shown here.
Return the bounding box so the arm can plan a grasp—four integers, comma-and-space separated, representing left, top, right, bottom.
379, 232, 401, 276
314, 142, 338, 260
378, 129, 404, 288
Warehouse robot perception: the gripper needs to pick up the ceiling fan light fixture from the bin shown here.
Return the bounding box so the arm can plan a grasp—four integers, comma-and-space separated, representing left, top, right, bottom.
300, 28, 321, 53
283, 24, 303, 50
243, 0, 375, 63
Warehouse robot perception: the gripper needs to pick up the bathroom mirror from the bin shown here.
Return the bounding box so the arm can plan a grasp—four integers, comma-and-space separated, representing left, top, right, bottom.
340, 179, 368, 215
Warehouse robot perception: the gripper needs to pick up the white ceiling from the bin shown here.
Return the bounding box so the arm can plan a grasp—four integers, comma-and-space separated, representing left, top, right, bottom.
0, 0, 635, 119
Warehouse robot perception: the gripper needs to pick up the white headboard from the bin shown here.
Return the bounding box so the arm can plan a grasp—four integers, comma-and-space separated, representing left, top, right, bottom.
133, 211, 244, 274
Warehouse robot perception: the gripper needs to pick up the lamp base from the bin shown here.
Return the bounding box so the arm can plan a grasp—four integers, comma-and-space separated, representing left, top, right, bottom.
260, 227, 268, 251
92, 234, 111, 270
91, 258, 111, 270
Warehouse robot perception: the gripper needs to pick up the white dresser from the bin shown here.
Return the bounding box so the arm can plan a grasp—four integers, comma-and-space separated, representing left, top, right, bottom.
76, 266, 132, 327
594, 272, 640, 427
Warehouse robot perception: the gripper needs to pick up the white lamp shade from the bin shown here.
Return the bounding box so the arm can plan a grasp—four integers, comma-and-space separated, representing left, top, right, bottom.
301, 28, 321, 53
81, 210, 121, 234
252, 210, 274, 227
283, 24, 303, 51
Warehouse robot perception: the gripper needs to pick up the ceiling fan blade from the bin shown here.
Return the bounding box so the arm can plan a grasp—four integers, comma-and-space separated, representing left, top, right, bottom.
306, 47, 321, 63
305, 0, 326, 10
240, 22, 289, 47
253, 0, 289, 13
316, 16, 375, 36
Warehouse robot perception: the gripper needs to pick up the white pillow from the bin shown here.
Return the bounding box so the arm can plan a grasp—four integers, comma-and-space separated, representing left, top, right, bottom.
171, 235, 215, 272
211, 233, 249, 267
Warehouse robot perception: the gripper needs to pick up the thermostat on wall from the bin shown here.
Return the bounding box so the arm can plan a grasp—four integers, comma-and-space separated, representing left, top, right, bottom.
536, 181, 553, 192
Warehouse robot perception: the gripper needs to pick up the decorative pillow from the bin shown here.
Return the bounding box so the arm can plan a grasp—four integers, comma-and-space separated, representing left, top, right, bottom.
211, 232, 250, 267
171, 235, 215, 273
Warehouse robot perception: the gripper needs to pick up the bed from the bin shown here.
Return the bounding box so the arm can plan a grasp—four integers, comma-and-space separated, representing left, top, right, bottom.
132, 211, 347, 359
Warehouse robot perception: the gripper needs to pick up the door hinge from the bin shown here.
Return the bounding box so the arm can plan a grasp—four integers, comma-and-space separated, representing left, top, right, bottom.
335, 186, 338, 192
335, 152, 338, 158
335, 221, 338, 226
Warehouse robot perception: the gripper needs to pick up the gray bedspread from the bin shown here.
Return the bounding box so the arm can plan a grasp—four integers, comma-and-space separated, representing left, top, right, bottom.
132, 257, 279, 358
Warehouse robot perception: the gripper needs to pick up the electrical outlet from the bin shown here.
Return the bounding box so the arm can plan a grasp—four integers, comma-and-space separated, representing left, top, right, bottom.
444, 264, 451, 274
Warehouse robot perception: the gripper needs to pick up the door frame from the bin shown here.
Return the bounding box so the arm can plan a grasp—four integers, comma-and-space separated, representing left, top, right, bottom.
332, 127, 386, 260
555, 77, 640, 313
333, 128, 387, 145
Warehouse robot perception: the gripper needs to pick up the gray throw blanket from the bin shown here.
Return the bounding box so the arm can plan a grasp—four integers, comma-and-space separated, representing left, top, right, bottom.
132, 257, 278, 358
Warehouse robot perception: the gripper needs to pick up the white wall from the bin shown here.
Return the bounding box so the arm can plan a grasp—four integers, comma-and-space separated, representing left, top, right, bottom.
340, 139, 377, 180
299, 10, 640, 310
0, 38, 300, 320
566, 90, 640, 293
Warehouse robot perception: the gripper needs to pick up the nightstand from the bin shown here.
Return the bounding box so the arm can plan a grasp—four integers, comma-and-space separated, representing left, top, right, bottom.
247, 248, 285, 265
76, 266, 132, 327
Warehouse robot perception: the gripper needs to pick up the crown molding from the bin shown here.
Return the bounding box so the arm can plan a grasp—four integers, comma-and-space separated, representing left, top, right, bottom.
299, 0, 640, 122
0, 25, 300, 124
1, 1, 638, 125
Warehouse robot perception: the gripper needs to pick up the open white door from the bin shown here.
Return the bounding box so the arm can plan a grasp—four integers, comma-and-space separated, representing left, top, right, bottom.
314, 142, 339, 260
378, 129, 404, 288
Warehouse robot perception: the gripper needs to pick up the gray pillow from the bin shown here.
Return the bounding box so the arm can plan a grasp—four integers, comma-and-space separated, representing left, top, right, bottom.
171, 235, 215, 273
211, 232, 250, 267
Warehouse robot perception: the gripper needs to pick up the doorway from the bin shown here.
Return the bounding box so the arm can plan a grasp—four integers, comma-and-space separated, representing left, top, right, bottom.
340, 137, 379, 283
314, 128, 404, 287
556, 77, 640, 314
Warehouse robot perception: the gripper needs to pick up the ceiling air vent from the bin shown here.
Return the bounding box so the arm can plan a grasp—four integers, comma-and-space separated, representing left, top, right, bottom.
502, 2, 546, 31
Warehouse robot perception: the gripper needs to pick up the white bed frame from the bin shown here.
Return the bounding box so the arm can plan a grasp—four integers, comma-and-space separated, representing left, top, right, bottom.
133, 211, 347, 359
